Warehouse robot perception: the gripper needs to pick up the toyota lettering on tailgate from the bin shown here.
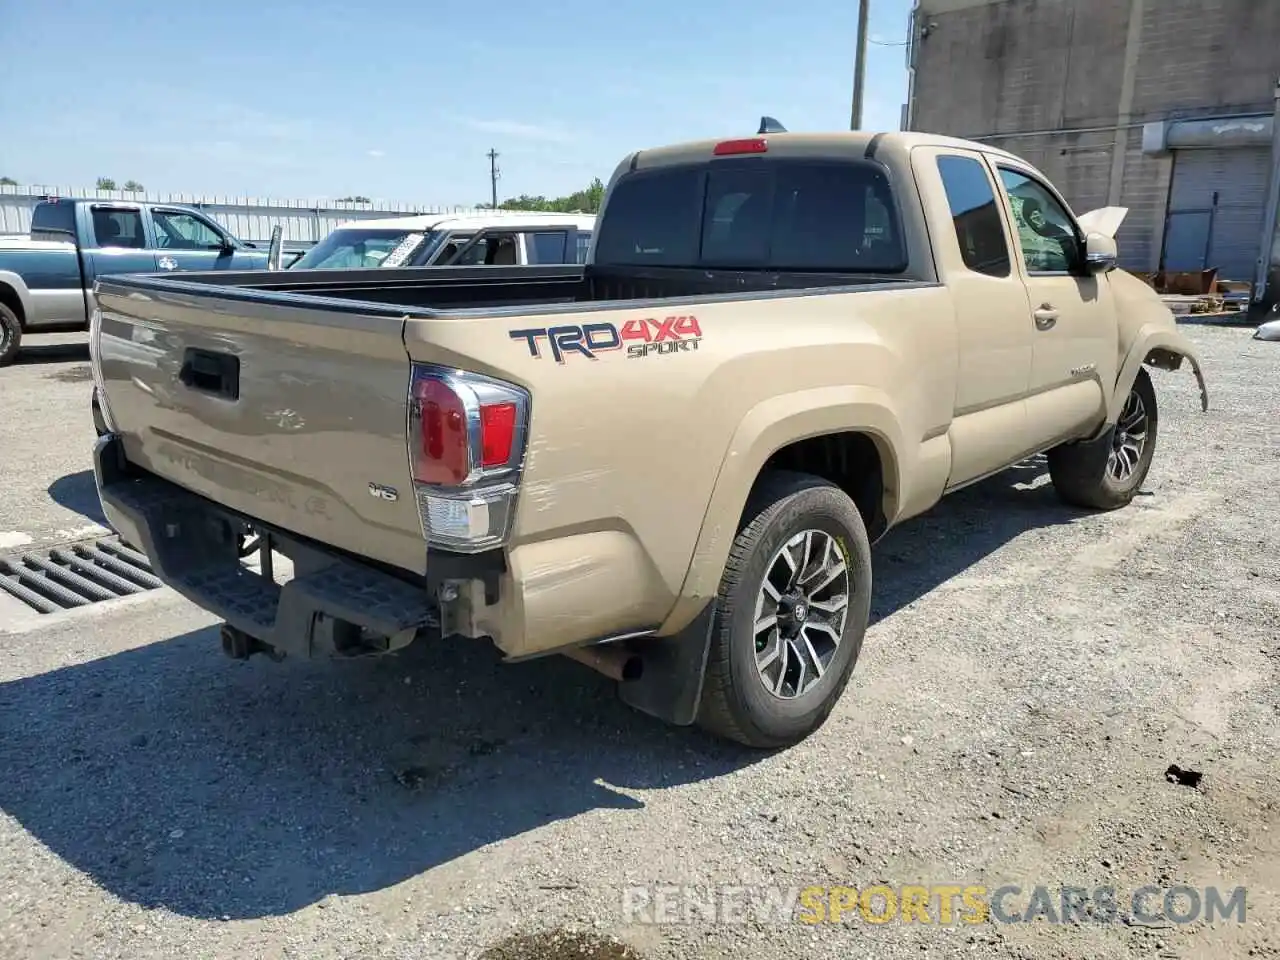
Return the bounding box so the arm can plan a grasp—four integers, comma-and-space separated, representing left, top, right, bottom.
510, 315, 702, 363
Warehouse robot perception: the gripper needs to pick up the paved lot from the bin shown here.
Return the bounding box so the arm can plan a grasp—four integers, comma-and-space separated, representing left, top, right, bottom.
0, 324, 1277, 960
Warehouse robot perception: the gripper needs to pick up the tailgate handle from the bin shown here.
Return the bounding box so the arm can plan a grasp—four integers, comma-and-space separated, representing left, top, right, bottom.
179, 348, 240, 400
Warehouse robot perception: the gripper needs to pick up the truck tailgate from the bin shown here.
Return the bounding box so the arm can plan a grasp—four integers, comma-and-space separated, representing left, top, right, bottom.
93, 278, 428, 575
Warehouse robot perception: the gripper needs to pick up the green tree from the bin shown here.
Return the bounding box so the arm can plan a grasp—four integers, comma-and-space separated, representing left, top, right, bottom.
122, 179, 145, 192
96, 177, 118, 191
480, 177, 606, 214
0, 176, 17, 187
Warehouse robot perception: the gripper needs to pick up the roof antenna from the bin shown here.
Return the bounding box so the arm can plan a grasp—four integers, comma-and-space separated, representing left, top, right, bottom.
757, 116, 787, 134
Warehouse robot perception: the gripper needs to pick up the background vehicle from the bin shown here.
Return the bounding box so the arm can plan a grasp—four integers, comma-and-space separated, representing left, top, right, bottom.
289, 211, 595, 270
91, 124, 1208, 748
0, 198, 268, 365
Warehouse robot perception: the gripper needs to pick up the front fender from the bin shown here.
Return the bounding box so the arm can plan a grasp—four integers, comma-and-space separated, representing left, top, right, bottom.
657, 384, 907, 635
1109, 324, 1209, 423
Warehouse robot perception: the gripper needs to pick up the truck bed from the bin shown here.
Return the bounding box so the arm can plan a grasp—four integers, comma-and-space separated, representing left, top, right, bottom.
96, 262, 925, 316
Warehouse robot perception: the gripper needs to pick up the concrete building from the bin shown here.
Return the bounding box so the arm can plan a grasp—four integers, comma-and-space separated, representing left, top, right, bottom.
904, 0, 1280, 312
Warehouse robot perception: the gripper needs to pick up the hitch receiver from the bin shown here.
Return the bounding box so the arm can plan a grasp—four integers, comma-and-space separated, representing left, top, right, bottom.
220, 623, 284, 661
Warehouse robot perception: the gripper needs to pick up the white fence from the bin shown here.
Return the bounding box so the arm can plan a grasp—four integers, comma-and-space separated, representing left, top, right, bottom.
0, 185, 484, 246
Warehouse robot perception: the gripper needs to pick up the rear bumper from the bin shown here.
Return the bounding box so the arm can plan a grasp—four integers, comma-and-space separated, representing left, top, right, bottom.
93, 434, 440, 657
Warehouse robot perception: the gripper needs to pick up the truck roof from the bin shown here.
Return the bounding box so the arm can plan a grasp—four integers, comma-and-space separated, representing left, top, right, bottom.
338, 211, 598, 232
624, 130, 1025, 171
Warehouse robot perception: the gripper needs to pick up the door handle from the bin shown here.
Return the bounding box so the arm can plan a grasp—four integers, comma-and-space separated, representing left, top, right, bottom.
1033, 303, 1058, 330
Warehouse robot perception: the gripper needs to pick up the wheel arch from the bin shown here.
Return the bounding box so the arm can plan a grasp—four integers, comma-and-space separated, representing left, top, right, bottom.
1108, 324, 1208, 426
657, 385, 907, 636
0, 273, 31, 329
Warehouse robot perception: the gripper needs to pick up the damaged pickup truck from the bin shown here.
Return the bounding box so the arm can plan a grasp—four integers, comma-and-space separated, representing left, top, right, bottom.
91, 123, 1208, 748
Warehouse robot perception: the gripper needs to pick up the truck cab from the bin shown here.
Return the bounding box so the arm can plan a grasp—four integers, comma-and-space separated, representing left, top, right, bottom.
0, 198, 267, 364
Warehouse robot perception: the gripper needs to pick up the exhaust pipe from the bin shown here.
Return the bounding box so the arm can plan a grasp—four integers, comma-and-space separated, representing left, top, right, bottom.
563, 643, 644, 682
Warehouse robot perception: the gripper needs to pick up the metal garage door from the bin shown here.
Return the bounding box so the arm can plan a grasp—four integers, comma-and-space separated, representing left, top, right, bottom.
1161, 147, 1271, 281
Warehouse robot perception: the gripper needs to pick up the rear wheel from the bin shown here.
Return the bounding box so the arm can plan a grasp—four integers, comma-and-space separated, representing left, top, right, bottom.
697, 471, 872, 749
1048, 367, 1158, 510
0, 302, 21, 367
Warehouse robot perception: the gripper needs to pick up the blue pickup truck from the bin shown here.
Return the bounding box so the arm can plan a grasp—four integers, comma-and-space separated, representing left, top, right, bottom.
0, 198, 269, 365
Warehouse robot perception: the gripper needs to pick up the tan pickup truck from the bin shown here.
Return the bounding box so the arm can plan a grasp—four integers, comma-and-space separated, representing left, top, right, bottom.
90, 123, 1208, 748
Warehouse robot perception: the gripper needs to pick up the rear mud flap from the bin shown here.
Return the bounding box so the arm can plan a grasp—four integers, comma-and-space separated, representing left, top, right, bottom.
618, 601, 717, 726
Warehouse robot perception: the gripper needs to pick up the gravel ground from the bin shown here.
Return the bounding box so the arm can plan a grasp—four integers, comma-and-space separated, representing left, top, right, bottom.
0, 322, 1277, 959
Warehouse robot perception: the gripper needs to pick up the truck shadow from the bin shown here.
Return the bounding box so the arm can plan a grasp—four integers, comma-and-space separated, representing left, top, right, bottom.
15, 341, 90, 365
868, 456, 1084, 624
48, 470, 109, 526
0, 457, 1085, 922
0, 624, 759, 921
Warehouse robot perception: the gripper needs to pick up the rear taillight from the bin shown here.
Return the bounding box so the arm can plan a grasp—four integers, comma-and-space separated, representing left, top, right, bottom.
407, 364, 530, 553
411, 377, 469, 485
479, 401, 517, 467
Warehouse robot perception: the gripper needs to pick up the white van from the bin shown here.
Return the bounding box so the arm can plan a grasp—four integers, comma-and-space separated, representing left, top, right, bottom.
290, 211, 596, 270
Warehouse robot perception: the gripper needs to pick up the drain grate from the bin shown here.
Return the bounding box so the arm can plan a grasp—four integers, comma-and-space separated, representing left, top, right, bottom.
0, 538, 163, 614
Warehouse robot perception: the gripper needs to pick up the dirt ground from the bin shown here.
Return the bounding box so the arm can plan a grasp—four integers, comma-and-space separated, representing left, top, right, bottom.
0, 323, 1276, 959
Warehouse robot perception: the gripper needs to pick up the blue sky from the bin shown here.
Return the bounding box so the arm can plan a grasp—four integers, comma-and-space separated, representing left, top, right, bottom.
0, 0, 914, 207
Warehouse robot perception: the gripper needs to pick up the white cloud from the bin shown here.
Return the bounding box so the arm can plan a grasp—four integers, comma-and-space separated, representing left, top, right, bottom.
367, 149, 386, 158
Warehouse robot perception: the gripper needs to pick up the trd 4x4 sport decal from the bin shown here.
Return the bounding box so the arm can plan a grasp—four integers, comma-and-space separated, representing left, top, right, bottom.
510, 315, 702, 363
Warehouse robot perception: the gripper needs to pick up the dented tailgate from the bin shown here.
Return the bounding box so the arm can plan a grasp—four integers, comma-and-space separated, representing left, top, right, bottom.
93, 277, 429, 575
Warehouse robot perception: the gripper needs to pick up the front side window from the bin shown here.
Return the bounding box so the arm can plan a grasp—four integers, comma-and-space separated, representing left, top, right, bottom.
997, 168, 1080, 273
453, 233, 519, 265
935, 155, 1011, 278
593, 159, 907, 273
90, 207, 145, 248
152, 210, 225, 250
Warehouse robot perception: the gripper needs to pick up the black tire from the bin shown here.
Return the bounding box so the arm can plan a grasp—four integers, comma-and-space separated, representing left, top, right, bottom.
697, 470, 873, 749
0, 301, 21, 367
1048, 367, 1159, 510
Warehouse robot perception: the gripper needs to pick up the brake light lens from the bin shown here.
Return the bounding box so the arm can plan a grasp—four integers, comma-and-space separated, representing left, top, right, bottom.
412, 377, 469, 485
407, 364, 530, 553
479, 401, 517, 467
713, 137, 768, 156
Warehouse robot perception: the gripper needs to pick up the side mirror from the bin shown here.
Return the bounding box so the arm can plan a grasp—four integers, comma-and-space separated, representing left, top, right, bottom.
266, 225, 284, 271
1083, 231, 1118, 273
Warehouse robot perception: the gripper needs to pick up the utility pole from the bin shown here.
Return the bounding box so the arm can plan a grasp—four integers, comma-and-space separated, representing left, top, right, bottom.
487, 148, 500, 209
850, 0, 871, 130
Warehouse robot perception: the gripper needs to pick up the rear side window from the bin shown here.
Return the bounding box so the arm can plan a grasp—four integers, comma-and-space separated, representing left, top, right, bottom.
31, 201, 76, 238
594, 160, 907, 273
90, 207, 145, 249
936, 155, 1011, 278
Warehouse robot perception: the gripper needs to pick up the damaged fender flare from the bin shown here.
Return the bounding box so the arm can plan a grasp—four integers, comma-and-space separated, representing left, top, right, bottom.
1092, 328, 1209, 441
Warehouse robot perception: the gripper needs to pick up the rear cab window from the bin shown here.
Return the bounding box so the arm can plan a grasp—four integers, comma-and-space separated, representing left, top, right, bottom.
593, 158, 908, 273
30, 201, 77, 239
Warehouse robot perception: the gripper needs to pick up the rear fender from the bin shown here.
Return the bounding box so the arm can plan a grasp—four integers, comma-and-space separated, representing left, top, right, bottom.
0, 271, 34, 325
658, 385, 906, 637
